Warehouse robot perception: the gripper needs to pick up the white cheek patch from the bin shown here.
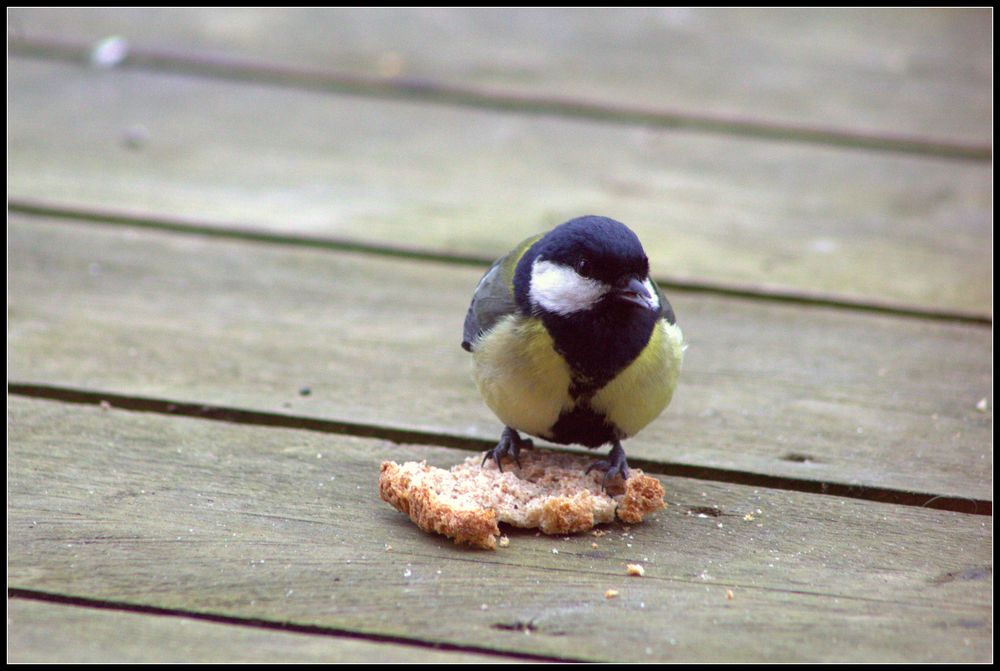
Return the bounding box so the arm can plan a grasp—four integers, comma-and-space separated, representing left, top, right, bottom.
529, 259, 608, 315
643, 278, 660, 310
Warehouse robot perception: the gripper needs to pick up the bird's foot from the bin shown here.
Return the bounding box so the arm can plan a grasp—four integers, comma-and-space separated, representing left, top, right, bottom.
482, 427, 534, 472
585, 441, 630, 490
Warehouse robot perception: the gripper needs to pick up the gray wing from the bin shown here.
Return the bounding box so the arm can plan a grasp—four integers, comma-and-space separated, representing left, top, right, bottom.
461, 258, 519, 352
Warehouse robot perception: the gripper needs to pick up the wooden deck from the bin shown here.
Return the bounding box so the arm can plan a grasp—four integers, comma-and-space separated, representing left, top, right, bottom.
7, 8, 992, 662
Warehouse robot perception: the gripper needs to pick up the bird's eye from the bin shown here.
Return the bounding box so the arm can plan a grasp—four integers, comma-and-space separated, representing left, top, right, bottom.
576, 258, 591, 277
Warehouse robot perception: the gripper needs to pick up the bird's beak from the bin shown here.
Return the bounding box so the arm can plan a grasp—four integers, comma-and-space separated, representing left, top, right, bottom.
615, 277, 655, 309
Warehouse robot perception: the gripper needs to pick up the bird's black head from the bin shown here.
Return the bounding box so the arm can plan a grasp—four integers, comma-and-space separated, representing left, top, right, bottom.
513, 215, 659, 318
512, 216, 663, 387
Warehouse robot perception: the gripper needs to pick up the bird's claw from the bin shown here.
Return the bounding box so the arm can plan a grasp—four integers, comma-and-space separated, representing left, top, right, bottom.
585, 442, 630, 490
482, 427, 533, 472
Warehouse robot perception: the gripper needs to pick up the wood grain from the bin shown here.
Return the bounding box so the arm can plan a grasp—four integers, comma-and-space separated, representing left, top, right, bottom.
7, 397, 992, 662
8, 8, 992, 146
8, 216, 992, 500
7, 59, 993, 315
7, 9, 992, 664
6, 598, 518, 663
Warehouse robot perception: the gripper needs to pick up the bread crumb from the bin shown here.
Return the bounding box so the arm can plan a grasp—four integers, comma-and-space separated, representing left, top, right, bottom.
384, 544, 392, 551
552, 548, 559, 554
591, 542, 598, 549
626, 563, 645, 577
592, 529, 606, 537
976, 398, 988, 412
726, 589, 734, 600
743, 513, 755, 522
498, 535, 510, 547
605, 589, 619, 599
377, 51, 405, 78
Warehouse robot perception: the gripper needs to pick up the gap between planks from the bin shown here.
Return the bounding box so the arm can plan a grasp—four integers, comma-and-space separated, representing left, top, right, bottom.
7, 588, 575, 664
7, 35, 991, 162
8, 382, 991, 517
8, 198, 992, 327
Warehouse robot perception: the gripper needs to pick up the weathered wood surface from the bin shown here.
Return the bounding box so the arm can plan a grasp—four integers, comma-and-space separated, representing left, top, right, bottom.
7, 59, 993, 316
6, 598, 516, 663
7, 397, 992, 662
7, 8, 993, 663
8, 216, 993, 501
7, 8, 992, 147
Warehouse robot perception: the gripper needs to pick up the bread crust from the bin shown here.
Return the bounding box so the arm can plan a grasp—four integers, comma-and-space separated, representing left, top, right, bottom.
379, 450, 665, 549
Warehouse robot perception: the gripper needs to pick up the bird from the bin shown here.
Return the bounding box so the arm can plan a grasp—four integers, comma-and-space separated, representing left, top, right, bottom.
461, 215, 684, 487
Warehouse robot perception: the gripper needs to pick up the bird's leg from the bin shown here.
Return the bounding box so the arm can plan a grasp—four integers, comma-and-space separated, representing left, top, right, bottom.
585, 440, 630, 489
482, 426, 534, 472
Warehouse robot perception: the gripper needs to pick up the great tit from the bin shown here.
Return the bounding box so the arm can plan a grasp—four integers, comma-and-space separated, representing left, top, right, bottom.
461, 215, 684, 486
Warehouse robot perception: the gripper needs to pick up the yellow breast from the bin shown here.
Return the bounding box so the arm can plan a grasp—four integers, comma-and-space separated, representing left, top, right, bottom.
472, 315, 684, 441
588, 319, 684, 438
472, 315, 573, 438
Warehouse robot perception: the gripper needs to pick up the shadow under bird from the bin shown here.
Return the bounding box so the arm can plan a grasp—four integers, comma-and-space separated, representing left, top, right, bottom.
462, 215, 684, 487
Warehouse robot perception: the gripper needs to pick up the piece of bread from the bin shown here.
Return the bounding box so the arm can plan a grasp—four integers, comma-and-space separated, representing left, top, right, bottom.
379, 449, 665, 550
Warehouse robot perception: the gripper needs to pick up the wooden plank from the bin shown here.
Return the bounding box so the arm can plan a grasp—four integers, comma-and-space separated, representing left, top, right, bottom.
7, 8, 992, 147
8, 216, 992, 501
7, 599, 516, 663
7, 60, 993, 316
7, 397, 992, 662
